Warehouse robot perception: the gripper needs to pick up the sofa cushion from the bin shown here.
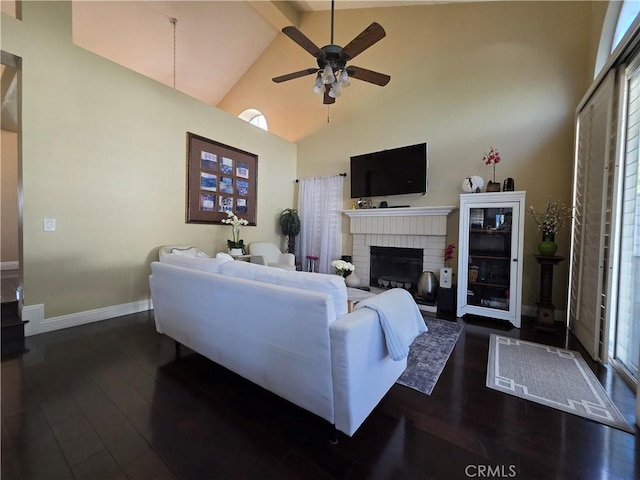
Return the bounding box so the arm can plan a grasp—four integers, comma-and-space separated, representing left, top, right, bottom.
219, 261, 348, 318
162, 251, 232, 274
159, 245, 211, 263
171, 246, 199, 257
171, 247, 211, 258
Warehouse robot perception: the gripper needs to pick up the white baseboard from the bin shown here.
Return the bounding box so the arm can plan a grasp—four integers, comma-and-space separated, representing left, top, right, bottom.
522, 304, 567, 324
1, 261, 19, 271
22, 299, 153, 337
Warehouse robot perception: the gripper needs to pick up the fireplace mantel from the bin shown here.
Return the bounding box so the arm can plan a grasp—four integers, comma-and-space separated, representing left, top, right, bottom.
342, 206, 457, 218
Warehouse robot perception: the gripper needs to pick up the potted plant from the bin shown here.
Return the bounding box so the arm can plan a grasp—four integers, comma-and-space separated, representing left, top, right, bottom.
221, 210, 249, 255
280, 208, 301, 258
482, 146, 501, 192
440, 244, 455, 289
529, 199, 573, 256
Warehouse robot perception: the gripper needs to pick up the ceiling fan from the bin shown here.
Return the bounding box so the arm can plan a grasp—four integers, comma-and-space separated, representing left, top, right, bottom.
272, 0, 390, 104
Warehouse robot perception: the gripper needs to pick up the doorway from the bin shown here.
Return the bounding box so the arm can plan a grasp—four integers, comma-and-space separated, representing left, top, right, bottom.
1, 51, 22, 305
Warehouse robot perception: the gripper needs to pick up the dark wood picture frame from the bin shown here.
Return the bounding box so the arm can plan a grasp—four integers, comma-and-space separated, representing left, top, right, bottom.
186, 132, 258, 225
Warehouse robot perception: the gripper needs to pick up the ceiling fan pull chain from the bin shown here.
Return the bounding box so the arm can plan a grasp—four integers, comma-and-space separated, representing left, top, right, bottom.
327, 105, 330, 124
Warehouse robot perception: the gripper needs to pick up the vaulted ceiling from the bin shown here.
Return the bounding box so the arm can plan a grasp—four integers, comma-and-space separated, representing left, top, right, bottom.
0, 1, 444, 135
71, 1, 435, 109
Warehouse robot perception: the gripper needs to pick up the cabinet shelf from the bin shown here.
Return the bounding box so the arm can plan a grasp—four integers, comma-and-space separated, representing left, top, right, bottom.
469, 281, 509, 288
470, 229, 512, 234
468, 254, 510, 260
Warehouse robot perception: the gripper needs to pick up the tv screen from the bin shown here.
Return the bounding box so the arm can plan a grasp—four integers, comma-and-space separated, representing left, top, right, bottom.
350, 143, 427, 199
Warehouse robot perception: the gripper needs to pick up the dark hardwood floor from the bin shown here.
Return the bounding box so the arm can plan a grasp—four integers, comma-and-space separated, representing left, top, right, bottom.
1, 309, 637, 480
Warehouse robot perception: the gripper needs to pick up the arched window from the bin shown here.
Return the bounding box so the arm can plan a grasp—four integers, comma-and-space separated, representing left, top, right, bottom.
612, 0, 640, 52
595, 1, 640, 78
238, 108, 268, 131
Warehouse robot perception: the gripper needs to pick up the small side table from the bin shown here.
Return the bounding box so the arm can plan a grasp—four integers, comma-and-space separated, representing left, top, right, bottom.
533, 255, 564, 331
437, 284, 457, 313
306, 255, 318, 273
231, 254, 252, 262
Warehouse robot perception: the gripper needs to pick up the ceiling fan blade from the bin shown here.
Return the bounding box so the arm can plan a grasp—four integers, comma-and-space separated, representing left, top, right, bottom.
282, 26, 326, 60
347, 66, 390, 86
323, 84, 335, 104
340, 22, 386, 61
272, 68, 318, 83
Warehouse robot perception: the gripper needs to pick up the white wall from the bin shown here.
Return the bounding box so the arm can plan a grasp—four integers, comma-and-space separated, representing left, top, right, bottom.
1, 1, 297, 324
221, 1, 596, 309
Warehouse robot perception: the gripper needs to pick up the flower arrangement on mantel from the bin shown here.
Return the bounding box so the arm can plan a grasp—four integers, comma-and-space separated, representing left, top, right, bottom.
529, 199, 573, 240
221, 210, 249, 252
331, 259, 355, 277
482, 146, 501, 185
443, 244, 455, 268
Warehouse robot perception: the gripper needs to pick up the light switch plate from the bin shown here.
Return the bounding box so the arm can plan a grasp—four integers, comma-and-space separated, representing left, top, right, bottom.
44, 218, 56, 232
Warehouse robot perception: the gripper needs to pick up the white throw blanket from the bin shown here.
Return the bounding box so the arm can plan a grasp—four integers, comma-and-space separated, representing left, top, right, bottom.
354, 289, 427, 361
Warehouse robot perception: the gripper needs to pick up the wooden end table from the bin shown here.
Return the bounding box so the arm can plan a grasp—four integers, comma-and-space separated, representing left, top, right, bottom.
533, 255, 564, 332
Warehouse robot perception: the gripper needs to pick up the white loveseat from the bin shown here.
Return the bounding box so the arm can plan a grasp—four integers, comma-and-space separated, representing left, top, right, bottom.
149, 255, 425, 437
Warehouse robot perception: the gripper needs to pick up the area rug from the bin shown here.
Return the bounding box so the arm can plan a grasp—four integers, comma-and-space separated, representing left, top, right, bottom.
396, 317, 463, 395
486, 334, 634, 433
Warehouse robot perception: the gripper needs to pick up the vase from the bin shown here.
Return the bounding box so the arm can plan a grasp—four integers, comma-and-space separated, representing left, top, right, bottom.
537, 237, 558, 256
345, 271, 361, 288
486, 181, 501, 192
229, 248, 243, 256
417, 271, 438, 303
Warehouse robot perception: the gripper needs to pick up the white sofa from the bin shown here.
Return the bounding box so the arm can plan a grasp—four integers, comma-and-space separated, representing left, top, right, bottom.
149, 257, 426, 437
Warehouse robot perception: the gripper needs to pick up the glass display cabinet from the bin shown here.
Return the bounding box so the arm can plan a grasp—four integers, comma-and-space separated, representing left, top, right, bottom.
456, 191, 526, 327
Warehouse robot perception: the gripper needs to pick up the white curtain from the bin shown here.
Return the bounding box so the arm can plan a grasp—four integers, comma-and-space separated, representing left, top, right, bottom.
297, 175, 344, 274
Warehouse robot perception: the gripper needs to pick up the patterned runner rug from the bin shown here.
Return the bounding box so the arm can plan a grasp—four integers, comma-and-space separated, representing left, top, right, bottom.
397, 317, 463, 395
486, 334, 634, 433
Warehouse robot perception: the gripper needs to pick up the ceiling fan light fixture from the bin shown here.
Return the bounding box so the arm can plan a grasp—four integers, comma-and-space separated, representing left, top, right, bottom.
322, 63, 336, 84
329, 81, 341, 98
313, 72, 324, 93
338, 69, 350, 87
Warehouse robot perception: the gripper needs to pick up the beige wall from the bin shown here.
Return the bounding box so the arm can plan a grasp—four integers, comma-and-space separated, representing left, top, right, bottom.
1, 1, 297, 318
1, 129, 19, 264
221, 1, 597, 312
588, 0, 610, 81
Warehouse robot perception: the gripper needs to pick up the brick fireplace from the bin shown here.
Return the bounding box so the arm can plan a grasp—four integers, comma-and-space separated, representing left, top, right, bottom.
342, 206, 457, 298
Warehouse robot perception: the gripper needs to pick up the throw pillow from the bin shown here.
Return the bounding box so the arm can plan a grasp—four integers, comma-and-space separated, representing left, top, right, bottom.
171, 247, 198, 257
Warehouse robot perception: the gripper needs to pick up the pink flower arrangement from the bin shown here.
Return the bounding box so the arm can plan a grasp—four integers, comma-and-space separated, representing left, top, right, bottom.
482, 147, 501, 183
444, 244, 455, 267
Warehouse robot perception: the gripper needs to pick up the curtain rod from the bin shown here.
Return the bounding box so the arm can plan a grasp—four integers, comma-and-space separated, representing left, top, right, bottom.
296, 172, 347, 183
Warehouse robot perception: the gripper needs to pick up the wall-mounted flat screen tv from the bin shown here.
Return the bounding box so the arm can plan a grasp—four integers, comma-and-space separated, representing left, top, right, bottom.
350, 143, 427, 199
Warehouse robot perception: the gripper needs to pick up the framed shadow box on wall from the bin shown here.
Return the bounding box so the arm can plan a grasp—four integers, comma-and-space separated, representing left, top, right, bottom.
186, 132, 258, 225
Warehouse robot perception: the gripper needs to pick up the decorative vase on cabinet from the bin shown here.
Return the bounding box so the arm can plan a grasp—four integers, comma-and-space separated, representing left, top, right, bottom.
456, 191, 526, 328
